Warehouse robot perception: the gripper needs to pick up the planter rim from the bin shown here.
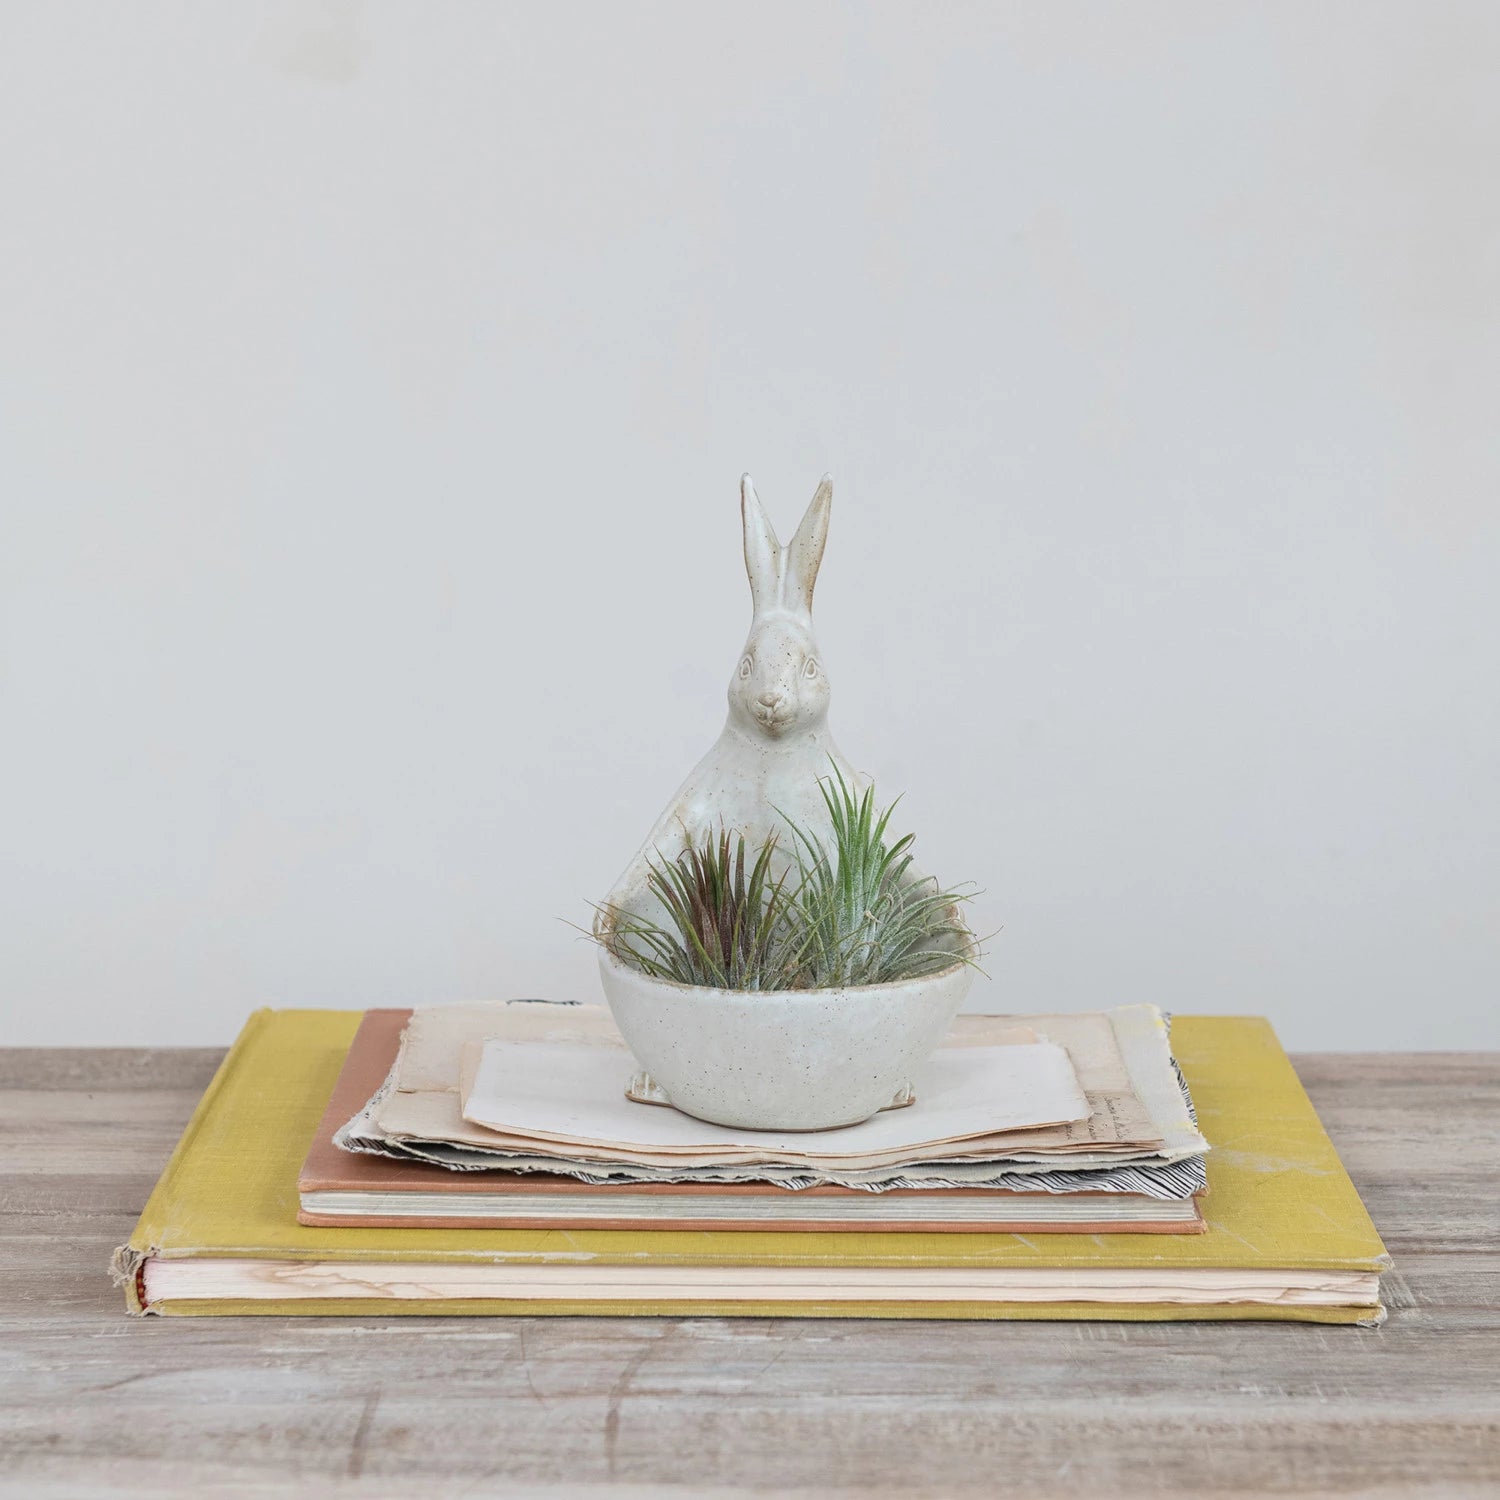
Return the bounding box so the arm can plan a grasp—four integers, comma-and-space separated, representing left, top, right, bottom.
595, 911, 975, 999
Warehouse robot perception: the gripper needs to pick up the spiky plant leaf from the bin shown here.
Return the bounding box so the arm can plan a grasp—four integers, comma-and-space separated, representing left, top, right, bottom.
595, 828, 807, 990
778, 764, 978, 987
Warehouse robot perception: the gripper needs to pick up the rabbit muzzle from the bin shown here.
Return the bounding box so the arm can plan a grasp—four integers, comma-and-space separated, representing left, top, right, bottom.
754, 694, 793, 733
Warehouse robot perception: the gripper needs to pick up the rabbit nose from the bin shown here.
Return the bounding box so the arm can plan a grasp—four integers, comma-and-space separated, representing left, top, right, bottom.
758, 691, 782, 708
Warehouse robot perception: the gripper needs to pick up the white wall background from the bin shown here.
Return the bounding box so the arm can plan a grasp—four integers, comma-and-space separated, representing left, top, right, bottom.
3, 3, 1497, 1049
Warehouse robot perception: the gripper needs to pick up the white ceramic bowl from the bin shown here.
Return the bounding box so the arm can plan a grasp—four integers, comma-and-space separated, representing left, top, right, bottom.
596, 935, 975, 1131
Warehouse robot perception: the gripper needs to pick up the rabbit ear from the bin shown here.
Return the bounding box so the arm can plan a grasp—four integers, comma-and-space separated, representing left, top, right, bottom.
740, 473, 783, 615
784, 473, 832, 617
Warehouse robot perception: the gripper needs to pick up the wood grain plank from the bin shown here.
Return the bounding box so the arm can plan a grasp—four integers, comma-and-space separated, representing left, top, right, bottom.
0, 1048, 225, 1092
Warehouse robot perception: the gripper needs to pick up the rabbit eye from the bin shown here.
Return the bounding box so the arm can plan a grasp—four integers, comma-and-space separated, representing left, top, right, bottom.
739, 656, 753, 679
804, 658, 819, 678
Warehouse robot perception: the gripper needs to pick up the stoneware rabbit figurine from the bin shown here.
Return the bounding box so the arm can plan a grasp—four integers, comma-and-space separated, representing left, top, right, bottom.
595, 473, 974, 1132
602, 472, 863, 915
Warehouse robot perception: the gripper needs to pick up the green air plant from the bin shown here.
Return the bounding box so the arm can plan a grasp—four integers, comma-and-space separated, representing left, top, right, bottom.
599, 827, 804, 990
778, 764, 975, 988
593, 768, 978, 991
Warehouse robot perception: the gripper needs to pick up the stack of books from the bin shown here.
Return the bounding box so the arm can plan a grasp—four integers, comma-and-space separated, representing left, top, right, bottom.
115, 1002, 1389, 1323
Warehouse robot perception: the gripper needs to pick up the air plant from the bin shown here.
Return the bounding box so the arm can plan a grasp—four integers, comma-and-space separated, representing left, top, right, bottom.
779, 764, 976, 987
598, 827, 805, 990
590, 768, 979, 990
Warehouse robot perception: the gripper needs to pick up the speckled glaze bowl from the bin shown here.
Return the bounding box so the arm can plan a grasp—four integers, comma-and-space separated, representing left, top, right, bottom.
596, 932, 974, 1131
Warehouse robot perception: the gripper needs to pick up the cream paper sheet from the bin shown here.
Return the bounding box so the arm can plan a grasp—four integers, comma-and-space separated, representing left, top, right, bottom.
457, 1041, 1090, 1169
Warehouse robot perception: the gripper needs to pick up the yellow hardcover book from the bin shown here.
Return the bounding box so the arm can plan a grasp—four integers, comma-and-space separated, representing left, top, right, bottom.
113, 1010, 1389, 1322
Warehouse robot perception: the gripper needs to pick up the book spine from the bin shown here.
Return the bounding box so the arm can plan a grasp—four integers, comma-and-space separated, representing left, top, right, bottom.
111, 1009, 276, 1315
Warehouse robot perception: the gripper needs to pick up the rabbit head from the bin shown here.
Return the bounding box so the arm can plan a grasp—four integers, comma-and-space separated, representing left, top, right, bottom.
727, 473, 833, 741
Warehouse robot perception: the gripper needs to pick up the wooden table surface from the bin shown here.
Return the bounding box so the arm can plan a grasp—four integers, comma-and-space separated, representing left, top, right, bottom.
1, 1047, 1497, 1499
